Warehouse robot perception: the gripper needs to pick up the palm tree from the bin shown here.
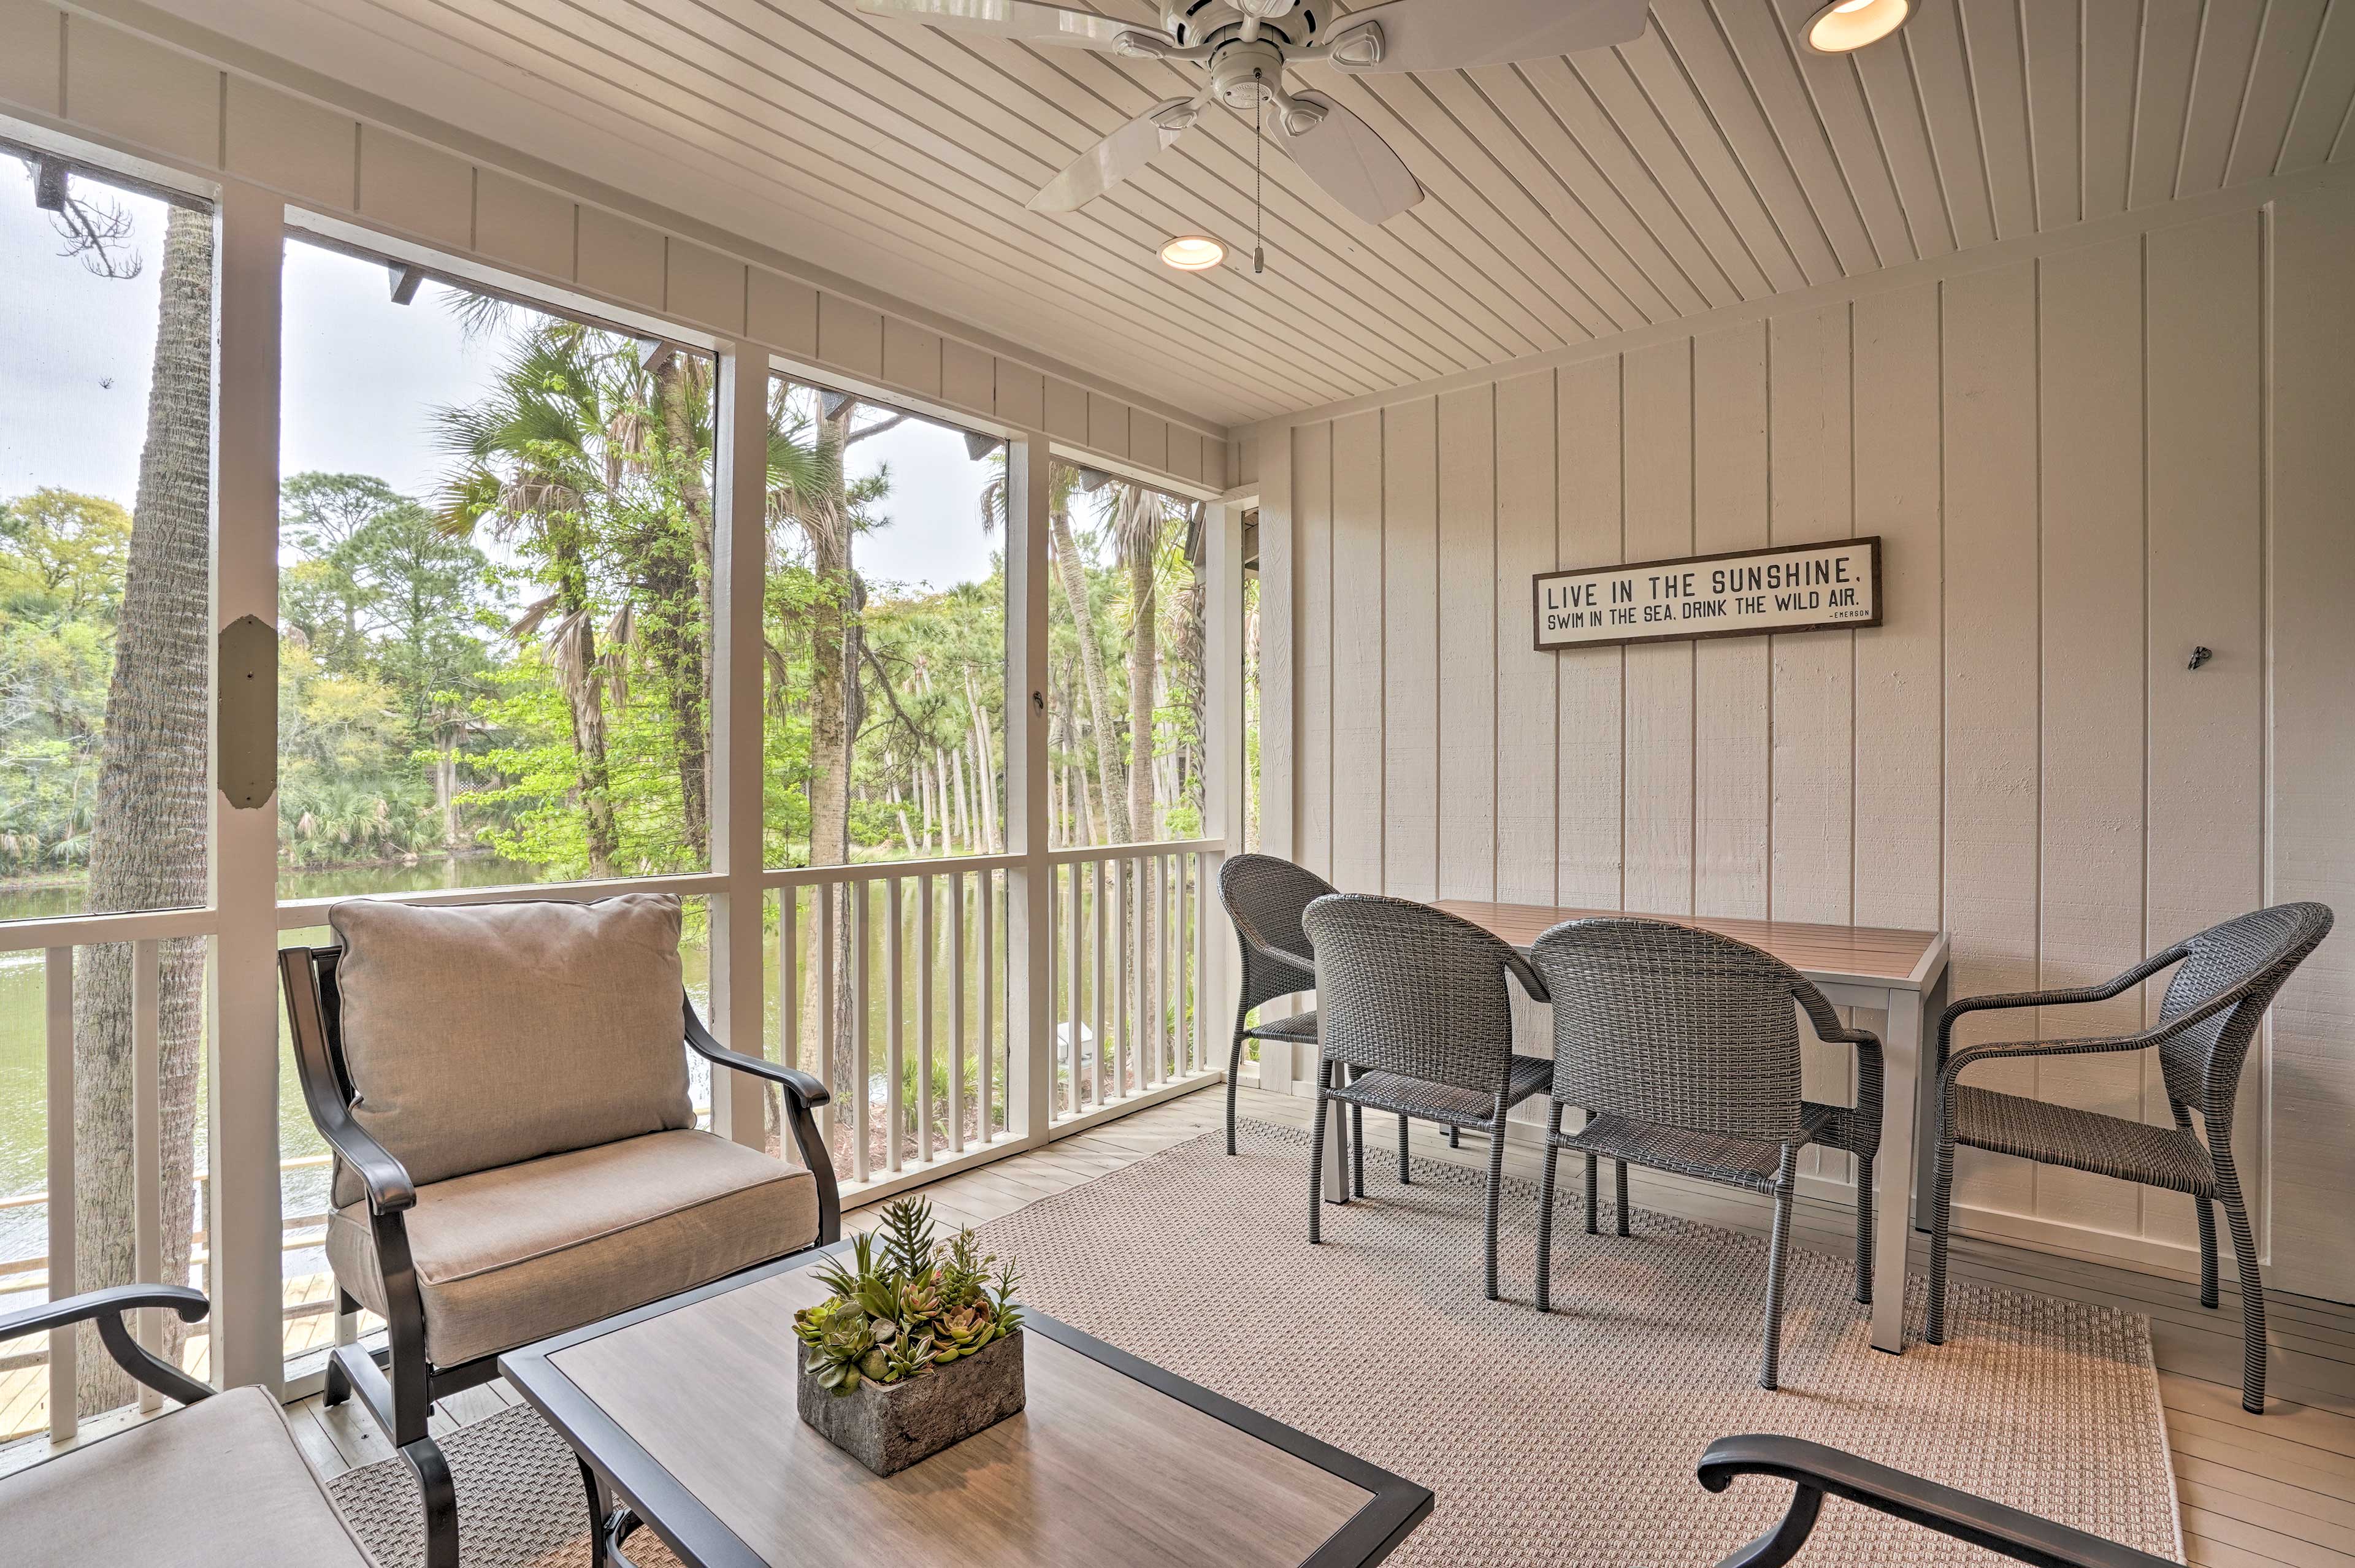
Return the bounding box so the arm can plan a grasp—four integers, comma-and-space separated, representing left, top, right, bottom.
435, 326, 624, 875
71, 199, 212, 1413
1101, 483, 1171, 846
982, 457, 1130, 843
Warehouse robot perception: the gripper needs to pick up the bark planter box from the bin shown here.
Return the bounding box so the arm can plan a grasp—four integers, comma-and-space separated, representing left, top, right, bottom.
796, 1331, 1027, 1476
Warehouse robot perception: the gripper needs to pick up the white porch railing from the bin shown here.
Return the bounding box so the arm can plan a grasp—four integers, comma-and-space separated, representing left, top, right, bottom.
1044, 841, 1224, 1124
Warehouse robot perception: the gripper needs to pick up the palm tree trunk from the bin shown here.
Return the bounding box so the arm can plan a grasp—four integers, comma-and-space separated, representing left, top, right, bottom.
1049, 504, 1128, 843
1127, 550, 1158, 844
653, 358, 712, 859
74, 205, 213, 1414
796, 402, 857, 1140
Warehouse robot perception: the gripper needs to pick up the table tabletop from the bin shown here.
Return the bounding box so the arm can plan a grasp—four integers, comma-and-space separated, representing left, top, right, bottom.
1433, 900, 1948, 993
500, 1249, 1431, 1568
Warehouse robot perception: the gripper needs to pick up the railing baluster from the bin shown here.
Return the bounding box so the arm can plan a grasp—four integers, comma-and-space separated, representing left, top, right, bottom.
1064, 863, 1082, 1117
132, 938, 163, 1413
1193, 852, 1211, 1077
1112, 857, 1130, 1099
1046, 862, 1061, 1125
852, 878, 871, 1184
948, 870, 966, 1155
885, 877, 905, 1174
979, 871, 996, 1140
816, 882, 836, 1159
918, 874, 935, 1166
45, 945, 74, 1442
779, 889, 800, 1168
1151, 855, 1167, 1086
1090, 858, 1106, 1108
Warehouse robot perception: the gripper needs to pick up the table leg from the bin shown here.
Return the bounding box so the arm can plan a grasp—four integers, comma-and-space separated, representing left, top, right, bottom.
1912, 966, 1950, 1234
1871, 983, 1924, 1353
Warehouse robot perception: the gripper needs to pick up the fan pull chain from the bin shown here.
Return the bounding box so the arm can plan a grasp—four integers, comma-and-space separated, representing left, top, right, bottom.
1253, 71, 1265, 275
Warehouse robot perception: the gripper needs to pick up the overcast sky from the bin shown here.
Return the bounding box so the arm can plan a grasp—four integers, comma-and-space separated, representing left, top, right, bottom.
0, 158, 1001, 602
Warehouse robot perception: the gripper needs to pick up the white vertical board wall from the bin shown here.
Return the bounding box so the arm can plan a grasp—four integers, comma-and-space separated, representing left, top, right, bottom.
1274, 171, 2355, 1296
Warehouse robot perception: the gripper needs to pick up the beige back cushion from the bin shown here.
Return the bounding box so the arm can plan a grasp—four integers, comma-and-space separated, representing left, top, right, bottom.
327, 894, 695, 1201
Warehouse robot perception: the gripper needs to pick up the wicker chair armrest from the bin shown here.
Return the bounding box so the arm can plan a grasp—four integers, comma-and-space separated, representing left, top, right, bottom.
684, 999, 831, 1110
1696, 1434, 2176, 1568
1503, 949, 1549, 1004
0, 1285, 214, 1407
1941, 1033, 2156, 1088
1793, 979, 1878, 1045
1257, 943, 1317, 983
1937, 948, 2188, 1062
1943, 977, 2259, 1092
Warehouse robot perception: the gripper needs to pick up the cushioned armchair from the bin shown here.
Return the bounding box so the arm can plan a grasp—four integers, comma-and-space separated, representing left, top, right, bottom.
3, 1285, 385, 1568
278, 893, 838, 1568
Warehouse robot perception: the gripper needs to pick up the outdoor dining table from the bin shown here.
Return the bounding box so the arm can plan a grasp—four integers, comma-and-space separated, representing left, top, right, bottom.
1312, 900, 1950, 1356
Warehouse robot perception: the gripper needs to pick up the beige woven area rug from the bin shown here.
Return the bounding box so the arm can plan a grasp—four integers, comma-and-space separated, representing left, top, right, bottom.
330, 1120, 2182, 1566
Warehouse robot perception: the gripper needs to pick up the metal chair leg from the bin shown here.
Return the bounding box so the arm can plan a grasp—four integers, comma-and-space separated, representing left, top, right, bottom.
1585, 1150, 1600, 1235
2197, 1196, 2221, 1310
1350, 1103, 1366, 1198
1225, 1028, 1247, 1155
1614, 1160, 1630, 1237
1483, 1097, 1509, 1302
1926, 1095, 1959, 1345
2216, 1157, 2268, 1413
324, 1291, 359, 1408
404, 1435, 458, 1568
1536, 1105, 1563, 1312
1853, 1157, 1874, 1306
1308, 1076, 1329, 1244
1760, 1153, 1798, 1391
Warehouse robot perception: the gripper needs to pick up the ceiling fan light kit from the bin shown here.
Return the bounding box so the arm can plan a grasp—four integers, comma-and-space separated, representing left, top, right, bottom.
1160, 234, 1226, 269
856, 0, 1650, 268
1802, 0, 1911, 53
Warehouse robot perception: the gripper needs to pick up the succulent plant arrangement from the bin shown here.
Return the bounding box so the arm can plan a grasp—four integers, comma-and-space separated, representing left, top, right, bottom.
795, 1198, 1022, 1397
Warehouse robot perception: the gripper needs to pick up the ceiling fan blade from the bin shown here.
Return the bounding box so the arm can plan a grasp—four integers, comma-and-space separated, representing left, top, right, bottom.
1319, 0, 1648, 72
1029, 99, 1198, 213
856, 0, 1148, 52
1273, 93, 1422, 226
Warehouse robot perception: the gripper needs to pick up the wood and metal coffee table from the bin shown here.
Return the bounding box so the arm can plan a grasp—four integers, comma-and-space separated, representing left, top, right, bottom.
500, 1248, 1431, 1568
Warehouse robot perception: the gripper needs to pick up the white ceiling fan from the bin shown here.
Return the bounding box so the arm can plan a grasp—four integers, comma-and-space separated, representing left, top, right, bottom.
852, 0, 1650, 231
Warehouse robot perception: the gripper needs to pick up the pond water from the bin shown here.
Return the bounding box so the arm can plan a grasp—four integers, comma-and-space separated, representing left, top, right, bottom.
0, 856, 712, 1274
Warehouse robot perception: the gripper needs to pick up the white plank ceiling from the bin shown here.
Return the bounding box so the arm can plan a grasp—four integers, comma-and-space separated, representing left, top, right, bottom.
145, 0, 2355, 429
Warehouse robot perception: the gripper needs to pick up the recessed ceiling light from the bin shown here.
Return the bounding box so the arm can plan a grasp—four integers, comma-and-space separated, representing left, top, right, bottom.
1802, 0, 1909, 52
1159, 235, 1224, 271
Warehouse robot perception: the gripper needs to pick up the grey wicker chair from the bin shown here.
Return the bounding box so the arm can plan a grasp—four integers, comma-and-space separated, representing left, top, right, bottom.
1219, 854, 1353, 1157
1926, 901, 2334, 1415
1528, 917, 1883, 1390
1301, 893, 1553, 1299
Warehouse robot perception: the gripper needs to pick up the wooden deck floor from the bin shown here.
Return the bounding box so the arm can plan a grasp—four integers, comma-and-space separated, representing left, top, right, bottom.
20, 1085, 2355, 1568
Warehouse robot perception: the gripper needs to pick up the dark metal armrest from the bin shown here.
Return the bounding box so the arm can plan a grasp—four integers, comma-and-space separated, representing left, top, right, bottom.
0, 1286, 214, 1408
1697, 1434, 2177, 1568
683, 1001, 830, 1111
280, 946, 416, 1215
1937, 947, 2188, 1064
683, 998, 841, 1246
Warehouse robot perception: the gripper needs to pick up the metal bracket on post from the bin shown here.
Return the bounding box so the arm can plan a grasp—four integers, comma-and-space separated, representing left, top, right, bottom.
216, 614, 277, 809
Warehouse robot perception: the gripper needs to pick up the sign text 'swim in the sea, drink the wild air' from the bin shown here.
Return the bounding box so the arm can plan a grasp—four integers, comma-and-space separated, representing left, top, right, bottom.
1532, 536, 1881, 651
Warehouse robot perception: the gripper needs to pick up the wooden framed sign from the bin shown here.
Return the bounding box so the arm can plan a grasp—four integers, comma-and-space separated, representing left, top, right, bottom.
1533, 535, 1881, 651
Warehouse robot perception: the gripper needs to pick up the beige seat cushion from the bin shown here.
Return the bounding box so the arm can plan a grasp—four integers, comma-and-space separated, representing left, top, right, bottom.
327, 1128, 818, 1367
5, 1385, 379, 1568
326, 894, 695, 1207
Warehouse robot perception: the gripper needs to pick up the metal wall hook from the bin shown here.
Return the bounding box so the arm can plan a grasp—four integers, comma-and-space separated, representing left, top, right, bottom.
2188, 646, 2213, 671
